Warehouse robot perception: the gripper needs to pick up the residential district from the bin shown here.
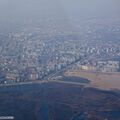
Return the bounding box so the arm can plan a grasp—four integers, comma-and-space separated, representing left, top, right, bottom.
0, 21, 120, 84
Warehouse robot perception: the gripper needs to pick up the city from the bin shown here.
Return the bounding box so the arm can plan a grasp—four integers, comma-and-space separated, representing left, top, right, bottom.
0, 0, 120, 120
0, 19, 120, 85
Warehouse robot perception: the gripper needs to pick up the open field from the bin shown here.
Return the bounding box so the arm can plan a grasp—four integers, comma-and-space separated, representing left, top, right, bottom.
65, 70, 120, 90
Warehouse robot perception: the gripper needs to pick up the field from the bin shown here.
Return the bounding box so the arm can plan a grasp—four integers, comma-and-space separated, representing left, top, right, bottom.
65, 70, 120, 90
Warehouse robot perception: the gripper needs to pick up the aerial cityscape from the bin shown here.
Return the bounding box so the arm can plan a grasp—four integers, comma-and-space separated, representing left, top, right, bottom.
0, 0, 120, 120
0, 19, 120, 85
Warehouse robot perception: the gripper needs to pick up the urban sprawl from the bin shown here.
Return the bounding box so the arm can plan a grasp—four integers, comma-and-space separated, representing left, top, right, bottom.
0, 20, 120, 84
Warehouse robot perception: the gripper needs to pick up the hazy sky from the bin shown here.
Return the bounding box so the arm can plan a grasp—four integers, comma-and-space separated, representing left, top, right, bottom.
0, 0, 120, 24
62, 0, 120, 19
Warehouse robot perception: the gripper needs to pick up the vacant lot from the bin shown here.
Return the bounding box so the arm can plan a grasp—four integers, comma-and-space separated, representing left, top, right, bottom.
65, 70, 120, 90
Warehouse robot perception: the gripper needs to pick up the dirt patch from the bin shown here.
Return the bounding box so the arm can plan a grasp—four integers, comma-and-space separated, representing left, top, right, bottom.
65, 70, 120, 90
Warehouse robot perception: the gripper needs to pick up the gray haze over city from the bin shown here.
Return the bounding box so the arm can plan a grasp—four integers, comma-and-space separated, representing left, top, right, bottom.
0, 0, 120, 24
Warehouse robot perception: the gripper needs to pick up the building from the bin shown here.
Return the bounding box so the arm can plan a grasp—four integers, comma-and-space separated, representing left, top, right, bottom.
25, 67, 39, 81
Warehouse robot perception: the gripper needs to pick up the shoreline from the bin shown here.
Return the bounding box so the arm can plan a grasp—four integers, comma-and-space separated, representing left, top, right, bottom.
0, 80, 48, 87
0, 70, 120, 91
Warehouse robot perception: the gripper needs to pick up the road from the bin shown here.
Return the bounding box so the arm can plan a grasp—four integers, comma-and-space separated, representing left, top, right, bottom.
0, 57, 86, 87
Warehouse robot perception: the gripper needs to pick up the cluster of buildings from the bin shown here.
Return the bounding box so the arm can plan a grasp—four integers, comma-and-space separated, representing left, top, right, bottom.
76, 60, 120, 72
0, 21, 120, 84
